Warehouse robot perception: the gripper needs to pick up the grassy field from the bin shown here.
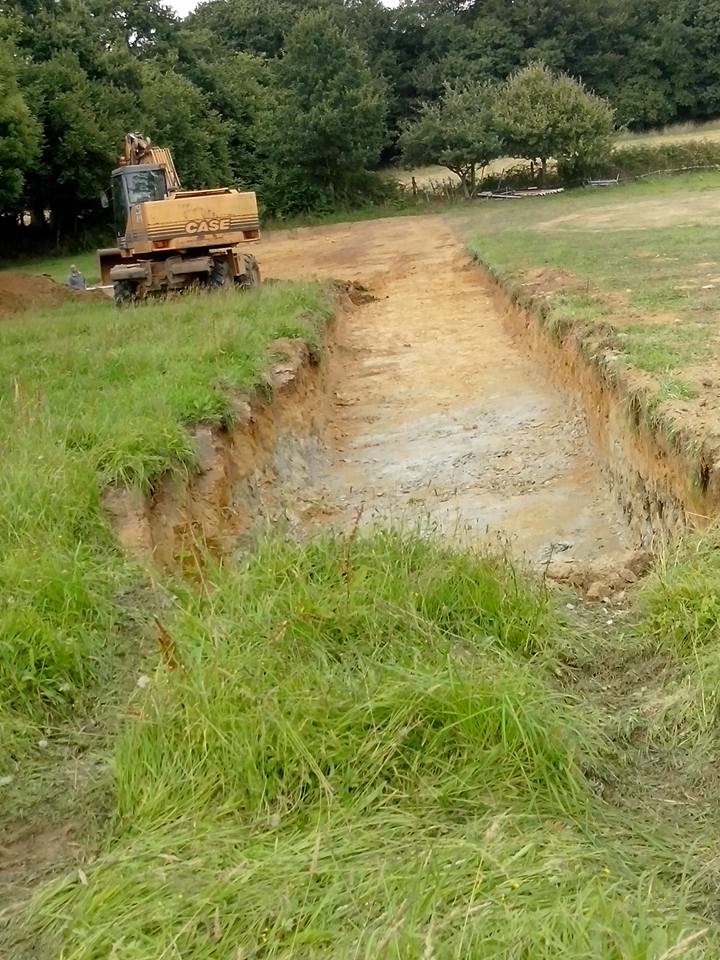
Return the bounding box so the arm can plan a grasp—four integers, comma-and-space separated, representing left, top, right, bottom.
0, 282, 333, 757
456, 171, 720, 458
6, 176, 720, 957
619, 119, 720, 146
12, 524, 720, 958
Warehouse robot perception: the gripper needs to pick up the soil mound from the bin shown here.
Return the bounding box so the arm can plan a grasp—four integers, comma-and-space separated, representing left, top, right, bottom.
0, 272, 81, 319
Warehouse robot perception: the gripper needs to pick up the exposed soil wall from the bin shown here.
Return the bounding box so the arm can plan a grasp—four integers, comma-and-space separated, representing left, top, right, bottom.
483, 264, 719, 547
102, 337, 329, 570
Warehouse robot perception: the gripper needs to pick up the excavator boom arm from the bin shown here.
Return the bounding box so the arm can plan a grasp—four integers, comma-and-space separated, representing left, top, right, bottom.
122, 132, 182, 192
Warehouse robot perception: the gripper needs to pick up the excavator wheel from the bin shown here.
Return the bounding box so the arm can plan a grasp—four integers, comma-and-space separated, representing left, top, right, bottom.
235, 256, 261, 290
113, 280, 138, 306
208, 259, 231, 290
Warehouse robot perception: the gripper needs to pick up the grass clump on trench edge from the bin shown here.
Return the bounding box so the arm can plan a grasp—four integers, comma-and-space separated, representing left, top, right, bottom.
22, 532, 718, 959
628, 526, 720, 747
0, 281, 334, 763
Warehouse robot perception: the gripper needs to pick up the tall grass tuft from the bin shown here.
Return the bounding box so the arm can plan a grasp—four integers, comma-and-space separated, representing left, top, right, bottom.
629, 528, 720, 745
639, 528, 720, 657
113, 534, 586, 824
28, 533, 717, 958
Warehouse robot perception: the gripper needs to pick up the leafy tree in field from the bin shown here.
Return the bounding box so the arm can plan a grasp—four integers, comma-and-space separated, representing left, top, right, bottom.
552, 76, 616, 178
0, 42, 40, 211
264, 10, 387, 213
399, 81, 503, 196
496, 62, 615, 179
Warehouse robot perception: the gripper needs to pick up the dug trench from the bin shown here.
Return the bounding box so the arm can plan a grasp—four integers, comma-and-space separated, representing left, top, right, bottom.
8, 216, 720, 955
105, 214, 713, 594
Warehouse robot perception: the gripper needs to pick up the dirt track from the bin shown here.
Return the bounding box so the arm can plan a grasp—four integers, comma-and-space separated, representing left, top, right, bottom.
258, 216, 629, 562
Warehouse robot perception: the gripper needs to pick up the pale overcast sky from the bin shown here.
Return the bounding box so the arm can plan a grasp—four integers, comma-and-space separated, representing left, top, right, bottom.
168, 0, 198, 16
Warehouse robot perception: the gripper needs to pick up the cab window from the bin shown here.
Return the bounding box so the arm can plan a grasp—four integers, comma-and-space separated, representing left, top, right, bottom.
111, 168, 168, 238
125, 169, 167, 205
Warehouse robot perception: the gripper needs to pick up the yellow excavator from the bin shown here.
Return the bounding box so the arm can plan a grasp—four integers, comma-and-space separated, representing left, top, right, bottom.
98, 133, 261, 304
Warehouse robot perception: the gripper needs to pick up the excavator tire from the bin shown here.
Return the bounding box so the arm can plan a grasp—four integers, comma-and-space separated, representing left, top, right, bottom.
235, 256, 261, 290
114, 279, 138, 305
208, 259, 231, 290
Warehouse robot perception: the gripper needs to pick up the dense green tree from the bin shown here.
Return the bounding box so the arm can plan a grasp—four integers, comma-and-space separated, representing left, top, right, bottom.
343, 0, 405, 142
496, 62, 615, 179
187, 0, 295, 58
602, 0, 693, 127
4, 0, 177, 70
21, 52, 124, 234
138, 63, 233, 188
264, 10, 387, 213
440, 18, 524, 86
400, 81, 502, 195
177, 50, 270, 187
685, 0, 720, 119
0, 42, 39, 210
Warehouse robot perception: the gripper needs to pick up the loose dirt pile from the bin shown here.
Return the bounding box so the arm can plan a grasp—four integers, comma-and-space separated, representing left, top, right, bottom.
0, 272, 82, 319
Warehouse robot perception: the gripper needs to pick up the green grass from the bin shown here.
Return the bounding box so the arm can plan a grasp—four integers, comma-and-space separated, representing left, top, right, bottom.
458, 171, 720, 447
1, 250, 102, 286
0, 282, 335, 759
618, 323, 712, 374
31, 812, 711, 959
639, 528, 720, 657
608, 528, 720, 765
17, 534, 718, 959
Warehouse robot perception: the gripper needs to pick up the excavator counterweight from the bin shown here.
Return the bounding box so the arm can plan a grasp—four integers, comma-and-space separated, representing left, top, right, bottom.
98, 132, 260, 304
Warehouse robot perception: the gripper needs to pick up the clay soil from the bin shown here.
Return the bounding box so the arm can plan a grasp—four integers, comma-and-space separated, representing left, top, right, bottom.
0, 272, 88, 319
257, 216, 630, 563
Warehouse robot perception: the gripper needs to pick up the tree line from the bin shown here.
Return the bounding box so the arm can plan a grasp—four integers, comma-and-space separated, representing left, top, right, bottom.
1, 0, 719, 248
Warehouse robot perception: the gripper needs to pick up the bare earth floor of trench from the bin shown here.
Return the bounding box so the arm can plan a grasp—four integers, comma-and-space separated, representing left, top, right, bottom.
257, 215, 630, 564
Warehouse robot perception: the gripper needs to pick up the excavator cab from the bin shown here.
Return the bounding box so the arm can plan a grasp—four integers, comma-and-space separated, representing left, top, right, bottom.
110, 164, 168, 239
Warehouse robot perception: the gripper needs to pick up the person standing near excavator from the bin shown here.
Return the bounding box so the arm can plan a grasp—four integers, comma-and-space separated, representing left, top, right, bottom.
67, 264, 87, 291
